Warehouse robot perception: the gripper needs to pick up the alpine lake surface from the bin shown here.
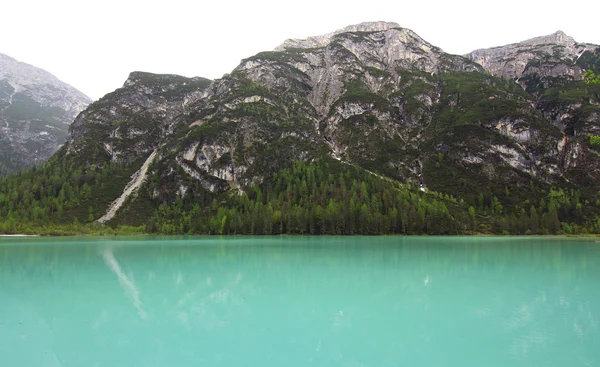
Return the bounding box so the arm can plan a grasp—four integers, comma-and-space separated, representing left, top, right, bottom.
0, 236, 598, 367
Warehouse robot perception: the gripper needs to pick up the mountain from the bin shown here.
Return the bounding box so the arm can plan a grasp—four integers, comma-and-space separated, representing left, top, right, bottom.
1, 22, 599, 235
0, 53, 91, 176
466, 31, 595, 80
466, 31, 600, 189
466, 31, 600, 137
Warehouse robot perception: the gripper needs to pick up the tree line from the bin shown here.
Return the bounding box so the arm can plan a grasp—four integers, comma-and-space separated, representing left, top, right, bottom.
0, 154, 598, 236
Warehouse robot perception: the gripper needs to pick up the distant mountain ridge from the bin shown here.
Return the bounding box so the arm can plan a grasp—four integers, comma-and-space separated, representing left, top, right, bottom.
0, 53, 91, 175
466, 30, 600, 139
466, 30, 596, 79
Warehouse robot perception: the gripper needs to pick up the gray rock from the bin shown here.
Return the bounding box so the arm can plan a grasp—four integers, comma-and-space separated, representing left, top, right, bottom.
0, 53, 91, 175
466, 31, 596, 80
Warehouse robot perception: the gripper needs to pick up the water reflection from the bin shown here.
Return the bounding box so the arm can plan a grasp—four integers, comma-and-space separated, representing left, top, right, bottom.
0, 236, 598, 367
102, 247, 147, 320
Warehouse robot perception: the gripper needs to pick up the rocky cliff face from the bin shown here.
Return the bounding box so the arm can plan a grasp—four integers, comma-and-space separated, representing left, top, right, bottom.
67, 72, 210, 163
48, 23, 600, 224
466, 31, 600, 184
0, 53, 91, 175
466, 31, 595, 80
167, 22, 486, 190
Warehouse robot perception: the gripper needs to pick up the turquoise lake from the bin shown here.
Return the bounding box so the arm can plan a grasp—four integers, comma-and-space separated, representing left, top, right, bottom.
0, 236, 598, 366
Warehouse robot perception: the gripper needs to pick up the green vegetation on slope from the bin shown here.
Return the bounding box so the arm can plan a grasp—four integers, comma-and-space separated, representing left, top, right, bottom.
1, 154, 598, 236
148, 158, 465, 235
584, 70, 600, 85
521, 48, 600, 138
146, 158, 600, 235
0, 148, 145, 234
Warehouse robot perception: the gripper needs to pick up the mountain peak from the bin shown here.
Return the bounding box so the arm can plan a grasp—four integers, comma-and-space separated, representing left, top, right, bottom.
339, 21, 401, 33
123, 71, 159, 87
122, 71, 205, 88
274, 21, 403, 51
0, 52, 92, 175
1, 53, 77, 94
520, 30, 576, 46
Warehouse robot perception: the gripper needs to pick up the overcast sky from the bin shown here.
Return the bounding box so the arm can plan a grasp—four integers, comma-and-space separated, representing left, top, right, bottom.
2, 0, 598, 100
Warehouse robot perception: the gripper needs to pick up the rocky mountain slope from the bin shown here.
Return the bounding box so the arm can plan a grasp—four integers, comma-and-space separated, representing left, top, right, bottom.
466, 31, 595, 80
0, 53, 91, 176
466, 32, 600, 137
1, 22, 599, 234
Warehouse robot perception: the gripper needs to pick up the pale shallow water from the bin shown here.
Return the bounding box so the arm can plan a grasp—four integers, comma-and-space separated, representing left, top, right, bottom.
0, 236, 598, 366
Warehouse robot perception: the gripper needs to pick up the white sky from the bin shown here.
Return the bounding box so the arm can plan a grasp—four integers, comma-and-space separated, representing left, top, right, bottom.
2, 0, 598, 100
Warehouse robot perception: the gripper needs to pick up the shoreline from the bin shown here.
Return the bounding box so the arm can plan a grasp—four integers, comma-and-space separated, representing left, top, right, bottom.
0, 234, 40, 237
0, 232, 598, 239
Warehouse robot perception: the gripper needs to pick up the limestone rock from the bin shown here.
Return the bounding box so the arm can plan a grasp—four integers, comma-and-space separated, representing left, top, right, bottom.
0, 53, 91, 175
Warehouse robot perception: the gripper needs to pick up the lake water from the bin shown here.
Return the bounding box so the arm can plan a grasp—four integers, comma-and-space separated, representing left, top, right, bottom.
0, 236, 598, 366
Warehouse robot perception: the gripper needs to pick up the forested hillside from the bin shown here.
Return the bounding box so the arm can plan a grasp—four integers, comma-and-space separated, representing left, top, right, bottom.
0, 155, 598, 235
